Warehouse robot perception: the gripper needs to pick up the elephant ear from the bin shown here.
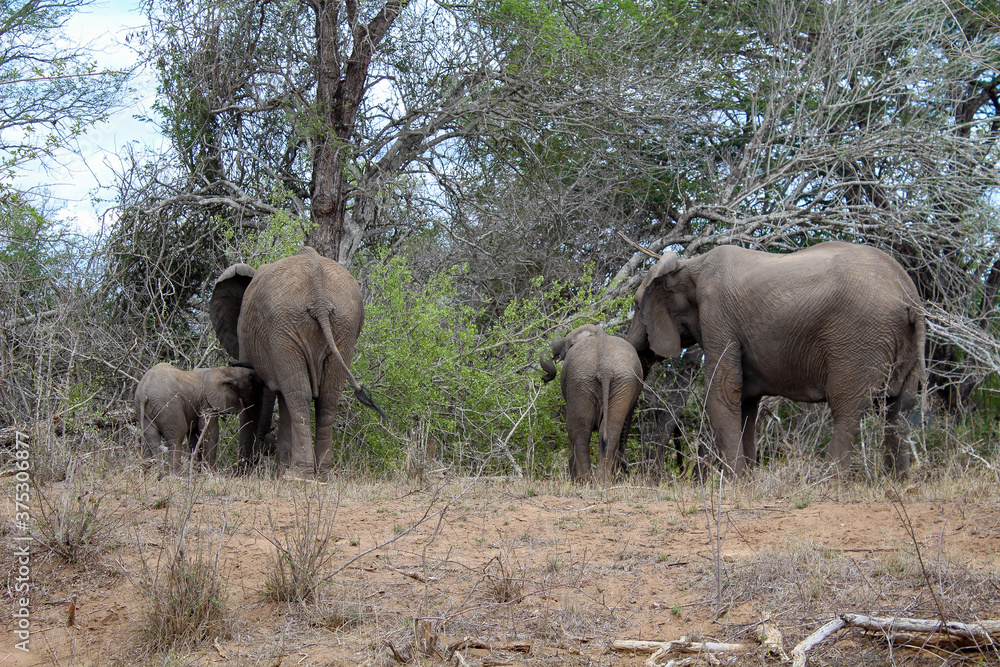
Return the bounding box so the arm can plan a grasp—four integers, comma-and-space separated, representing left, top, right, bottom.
638, 253, 683, 358
204, 369, 241, 412
210, 263, 255, 359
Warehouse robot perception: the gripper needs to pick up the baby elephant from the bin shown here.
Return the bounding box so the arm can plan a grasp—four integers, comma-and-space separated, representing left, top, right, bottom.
541, 324, 642, 483
135, 363, 260, 472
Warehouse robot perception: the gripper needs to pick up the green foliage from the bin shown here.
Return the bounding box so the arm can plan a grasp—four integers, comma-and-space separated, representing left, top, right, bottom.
489, 0, 581, 59
487, 0, 681, 68
223, 206, 313, 267
345, 254, 628, 476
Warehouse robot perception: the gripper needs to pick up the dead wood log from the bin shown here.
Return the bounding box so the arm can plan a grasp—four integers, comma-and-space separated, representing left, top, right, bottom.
612, 622, 784, 665
792, 614, 1000, 666
791, 618, 846, 667
610, 638, 748, 654
841, 614, 1000, 643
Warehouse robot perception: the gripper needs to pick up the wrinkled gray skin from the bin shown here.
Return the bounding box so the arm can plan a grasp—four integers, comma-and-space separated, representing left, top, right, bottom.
135, 363, 259, 472
627, 241, 925, 478
210, 246, 367, 476
541, 324, 643, 483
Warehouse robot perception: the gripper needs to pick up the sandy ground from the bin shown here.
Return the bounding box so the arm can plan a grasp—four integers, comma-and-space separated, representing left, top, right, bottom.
3, 472, 1000, 666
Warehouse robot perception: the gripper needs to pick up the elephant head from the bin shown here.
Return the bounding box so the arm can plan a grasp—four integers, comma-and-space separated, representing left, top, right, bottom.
203, 366, 260, 413
540, 324, 601, 382
628, 252, 700, 360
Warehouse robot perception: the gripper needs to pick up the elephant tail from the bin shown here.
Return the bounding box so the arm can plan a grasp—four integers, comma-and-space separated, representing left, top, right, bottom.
598, 376, 611, 460
909, 302, 929, 423
313, 307, 386, 420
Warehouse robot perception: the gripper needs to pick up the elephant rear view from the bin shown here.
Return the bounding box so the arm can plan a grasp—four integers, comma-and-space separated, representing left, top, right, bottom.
541, 324, 643, 483
210, 246, 381, 477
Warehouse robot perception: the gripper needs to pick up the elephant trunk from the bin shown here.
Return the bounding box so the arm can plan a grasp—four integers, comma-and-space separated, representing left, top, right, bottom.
626, 317, 661, 379
540, 352, 558, 383
540, 338, 567, 383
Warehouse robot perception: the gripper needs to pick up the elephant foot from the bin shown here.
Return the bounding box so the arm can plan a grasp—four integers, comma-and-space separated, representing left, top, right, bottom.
282, 461, 317, 481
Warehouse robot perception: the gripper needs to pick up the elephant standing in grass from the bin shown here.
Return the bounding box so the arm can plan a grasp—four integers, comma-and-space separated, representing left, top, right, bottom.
627, 241, 925, 478
541, 324, 643, 483
210, 246, 382, 477
135, 363, 260, 472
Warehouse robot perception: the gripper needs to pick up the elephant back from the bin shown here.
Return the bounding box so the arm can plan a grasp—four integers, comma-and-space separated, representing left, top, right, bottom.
234, 248, 365, 385
601, 333, 643, 379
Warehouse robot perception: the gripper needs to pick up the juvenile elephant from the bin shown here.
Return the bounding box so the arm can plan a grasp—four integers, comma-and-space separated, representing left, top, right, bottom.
627, 241, 925, 478
541, 324, 643, 483
135, 363, 260, 472
210, 246, 382, 477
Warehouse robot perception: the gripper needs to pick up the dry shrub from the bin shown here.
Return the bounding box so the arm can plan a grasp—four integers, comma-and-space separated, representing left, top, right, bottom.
260, 488, 339, 603
483, 548, 526, 603
33, 466, 123, 564
722, 532, 1000, 624
140, 547, 231, 651
558, 594, 589, 634
311, 584, 372, 631
133, 476, 234, 652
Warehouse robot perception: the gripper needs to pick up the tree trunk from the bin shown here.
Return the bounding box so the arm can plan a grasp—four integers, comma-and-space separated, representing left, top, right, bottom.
306, 0, 410, 266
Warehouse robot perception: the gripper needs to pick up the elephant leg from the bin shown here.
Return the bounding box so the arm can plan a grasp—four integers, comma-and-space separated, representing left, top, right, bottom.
168, 424, 192, 474
237, 385, 264, 468
884, 363, 920, 478
741, 397, 760, 470
827, 394, 869, 474
703, 349, 745, 477
140, 418, 161, 460
256, 387, 277, 459
277, 386, 314, 476
597, 380, 639, 483
567, 424, 594, 482
202, 415, 220, 469
883, 393, 914, 478
314, 389, 343, 476
566, 389, 598, 482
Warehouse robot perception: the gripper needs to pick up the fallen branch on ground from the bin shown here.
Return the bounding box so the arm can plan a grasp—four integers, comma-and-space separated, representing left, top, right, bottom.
610, 637, 748, 657
611, 622, 785, 665
791, 614, 1000, 666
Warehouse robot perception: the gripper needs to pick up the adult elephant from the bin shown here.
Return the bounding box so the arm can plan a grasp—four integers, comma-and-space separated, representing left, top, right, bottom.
210, 246, 382, 476
135, 363, 260, 472
627, 241, 925, 478
541, 324, 643, 483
